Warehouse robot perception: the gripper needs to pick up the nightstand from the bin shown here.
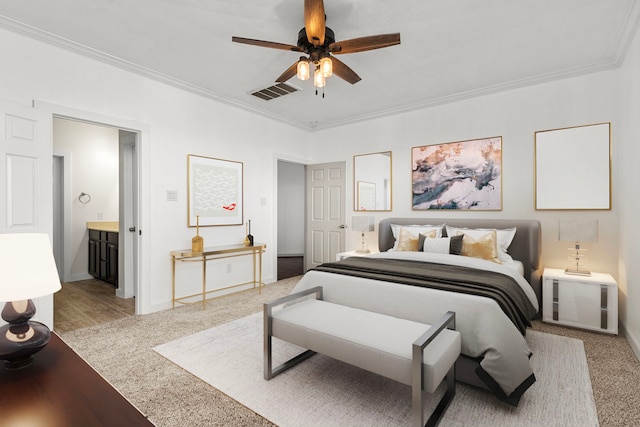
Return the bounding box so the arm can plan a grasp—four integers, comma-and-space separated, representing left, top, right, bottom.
542, 268, 618, 334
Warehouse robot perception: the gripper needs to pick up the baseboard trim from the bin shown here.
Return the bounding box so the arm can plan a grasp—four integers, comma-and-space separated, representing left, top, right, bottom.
68, 273, 94, 282
621, 322, 640, 363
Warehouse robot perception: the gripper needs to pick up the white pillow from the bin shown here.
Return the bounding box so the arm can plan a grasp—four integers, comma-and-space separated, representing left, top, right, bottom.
390, 224, 444, 249
422, 237, 451, 254
445, 226, 517, 262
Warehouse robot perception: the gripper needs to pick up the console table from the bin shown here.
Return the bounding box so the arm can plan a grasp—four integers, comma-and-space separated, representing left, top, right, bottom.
0, 333, 152, 426
171, 243, 266, 308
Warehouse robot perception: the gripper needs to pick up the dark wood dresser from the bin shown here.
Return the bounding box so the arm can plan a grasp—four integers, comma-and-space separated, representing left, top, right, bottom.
0, 332, 153, 426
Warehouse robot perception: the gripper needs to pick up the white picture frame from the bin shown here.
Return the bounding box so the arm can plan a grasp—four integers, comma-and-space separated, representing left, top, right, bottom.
187, 154, 243, 226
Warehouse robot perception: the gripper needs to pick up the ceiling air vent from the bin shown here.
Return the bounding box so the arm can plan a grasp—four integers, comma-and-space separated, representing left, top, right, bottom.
250, 82, 300, 100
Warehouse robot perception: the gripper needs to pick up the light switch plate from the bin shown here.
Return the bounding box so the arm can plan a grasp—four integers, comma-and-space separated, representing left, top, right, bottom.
166, 190, 178, 201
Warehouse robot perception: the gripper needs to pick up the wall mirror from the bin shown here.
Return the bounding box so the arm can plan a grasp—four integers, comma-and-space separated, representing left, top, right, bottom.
354, 151, 392, 211
535, 122, 611, 210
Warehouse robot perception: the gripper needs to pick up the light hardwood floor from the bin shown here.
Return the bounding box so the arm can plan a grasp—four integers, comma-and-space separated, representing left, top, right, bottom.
54, 279, 135, 334
53, 259, 302, 333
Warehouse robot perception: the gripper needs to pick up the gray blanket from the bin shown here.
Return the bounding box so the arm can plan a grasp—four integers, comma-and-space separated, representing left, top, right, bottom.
314, 257, 537, 335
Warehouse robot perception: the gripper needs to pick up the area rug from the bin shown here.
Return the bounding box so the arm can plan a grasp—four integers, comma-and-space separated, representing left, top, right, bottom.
154, 312, 599, 427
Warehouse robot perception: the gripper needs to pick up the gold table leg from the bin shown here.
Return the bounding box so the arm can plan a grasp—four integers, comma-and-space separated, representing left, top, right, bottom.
171, 256, 176, 309
202, 254, 207, 309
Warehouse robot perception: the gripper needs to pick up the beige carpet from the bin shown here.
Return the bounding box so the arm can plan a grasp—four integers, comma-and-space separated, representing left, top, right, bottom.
58, 276, 640, 426
154, 312, 598, 427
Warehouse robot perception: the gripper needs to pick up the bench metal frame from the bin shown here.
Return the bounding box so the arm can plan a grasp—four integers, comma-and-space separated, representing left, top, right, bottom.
264, 286, 457, 427
264, 286, 322, 380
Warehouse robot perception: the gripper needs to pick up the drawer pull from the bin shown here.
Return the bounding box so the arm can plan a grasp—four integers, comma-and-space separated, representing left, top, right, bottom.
552, 279, 559, 321
601, 285, 608, 330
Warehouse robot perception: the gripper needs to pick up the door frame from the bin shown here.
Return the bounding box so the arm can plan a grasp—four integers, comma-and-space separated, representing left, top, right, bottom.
52, 149, 73, 282
273, 154, 347, 276
118, 130, 138, 299
36, 100, 149, 315
273, 152, 312, 278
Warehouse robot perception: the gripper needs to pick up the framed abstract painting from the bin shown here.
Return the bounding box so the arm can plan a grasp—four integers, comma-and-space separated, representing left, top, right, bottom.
412, 137, 502, 210
187, 154, 243, 226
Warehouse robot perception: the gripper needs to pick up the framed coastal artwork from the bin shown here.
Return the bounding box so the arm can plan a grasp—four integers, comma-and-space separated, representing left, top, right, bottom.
187, 154, 243, 226
411, 137, 502, 210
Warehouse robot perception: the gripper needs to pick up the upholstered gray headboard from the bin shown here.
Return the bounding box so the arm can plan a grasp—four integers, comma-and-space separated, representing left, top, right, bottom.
378, 218, 542, 311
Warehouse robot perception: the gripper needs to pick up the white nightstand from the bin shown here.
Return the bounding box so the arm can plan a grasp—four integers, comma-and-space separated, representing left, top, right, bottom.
542, 268, 618, 334
336, 251, 376, 261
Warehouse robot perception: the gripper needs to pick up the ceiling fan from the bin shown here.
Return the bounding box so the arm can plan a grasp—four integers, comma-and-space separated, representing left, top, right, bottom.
232, 0, 400, 93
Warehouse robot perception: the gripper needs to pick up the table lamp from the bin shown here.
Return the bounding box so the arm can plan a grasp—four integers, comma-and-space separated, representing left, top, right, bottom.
0, 233, 62, 369
352, 216, 375, 253
558, 219, 598, 276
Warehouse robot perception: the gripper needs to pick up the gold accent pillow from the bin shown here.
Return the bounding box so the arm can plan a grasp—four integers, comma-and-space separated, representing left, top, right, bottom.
457, 230, 501, 263
397, 228, 436, 251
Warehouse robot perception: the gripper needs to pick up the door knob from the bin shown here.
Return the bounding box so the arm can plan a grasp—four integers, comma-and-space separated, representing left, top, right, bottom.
339, 224, 346, 229
129, 227, 136, 232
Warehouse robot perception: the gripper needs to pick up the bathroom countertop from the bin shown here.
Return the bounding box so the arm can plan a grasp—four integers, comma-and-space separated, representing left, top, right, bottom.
86, 221, 119, 232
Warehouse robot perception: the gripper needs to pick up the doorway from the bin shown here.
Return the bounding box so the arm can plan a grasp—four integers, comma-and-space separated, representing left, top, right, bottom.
277, 160, 305, 279
52, 117, 140, 332
276, 159, 346, 279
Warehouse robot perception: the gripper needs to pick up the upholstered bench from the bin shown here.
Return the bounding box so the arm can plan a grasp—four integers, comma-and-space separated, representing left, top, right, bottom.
264, 286, 461, 427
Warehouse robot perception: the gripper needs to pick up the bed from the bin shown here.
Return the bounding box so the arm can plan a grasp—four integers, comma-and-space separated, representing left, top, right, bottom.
290, 218, 542, 406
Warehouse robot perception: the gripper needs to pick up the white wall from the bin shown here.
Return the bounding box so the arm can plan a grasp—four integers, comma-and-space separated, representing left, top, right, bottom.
2, 24, 639, 354
312, 70, 619, 277
311, 61, 640, 356
618, 26, 640, 358
53, 118, 119, 281
0, 28, 312, 314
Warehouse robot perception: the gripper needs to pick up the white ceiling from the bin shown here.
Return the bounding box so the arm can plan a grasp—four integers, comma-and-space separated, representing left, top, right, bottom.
1, 0, 639, 130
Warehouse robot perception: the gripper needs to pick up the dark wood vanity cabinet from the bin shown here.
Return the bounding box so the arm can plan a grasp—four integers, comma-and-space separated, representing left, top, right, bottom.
88, 229, 118, 287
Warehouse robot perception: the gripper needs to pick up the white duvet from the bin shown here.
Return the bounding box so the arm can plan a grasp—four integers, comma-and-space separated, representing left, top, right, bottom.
291, 251, 539, 403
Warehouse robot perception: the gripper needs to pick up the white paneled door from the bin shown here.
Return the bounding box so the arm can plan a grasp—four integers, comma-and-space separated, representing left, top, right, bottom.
305, 161, 346, 271
0, 99, 53, 328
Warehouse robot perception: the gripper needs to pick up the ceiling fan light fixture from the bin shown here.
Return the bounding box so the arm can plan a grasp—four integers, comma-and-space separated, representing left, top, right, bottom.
319, 56, 332, 77
313, 67, 326, 88
296, 58, 310, 80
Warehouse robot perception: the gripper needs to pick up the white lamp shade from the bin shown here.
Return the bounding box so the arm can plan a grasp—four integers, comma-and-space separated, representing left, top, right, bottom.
0, 233, 61, 302
352, 216, 375, 232
558, 219, 598, 242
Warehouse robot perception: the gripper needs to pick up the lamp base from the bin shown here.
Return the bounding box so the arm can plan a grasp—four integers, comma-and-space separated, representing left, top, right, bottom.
565, 268, 592, 276
0, 299, 52, 370
4, 354, 36, 370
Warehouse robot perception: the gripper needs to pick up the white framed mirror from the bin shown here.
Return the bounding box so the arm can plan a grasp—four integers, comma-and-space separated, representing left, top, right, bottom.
354, 151, 392, 211
535, 122, 611, 210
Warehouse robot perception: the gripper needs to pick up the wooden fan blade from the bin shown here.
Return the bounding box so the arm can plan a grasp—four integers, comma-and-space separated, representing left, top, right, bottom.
276, 61, 299, 83
330, 33, 401, 54
304, 0, 325, 46
232, 36, 303, 52
330, 56, 361, 84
